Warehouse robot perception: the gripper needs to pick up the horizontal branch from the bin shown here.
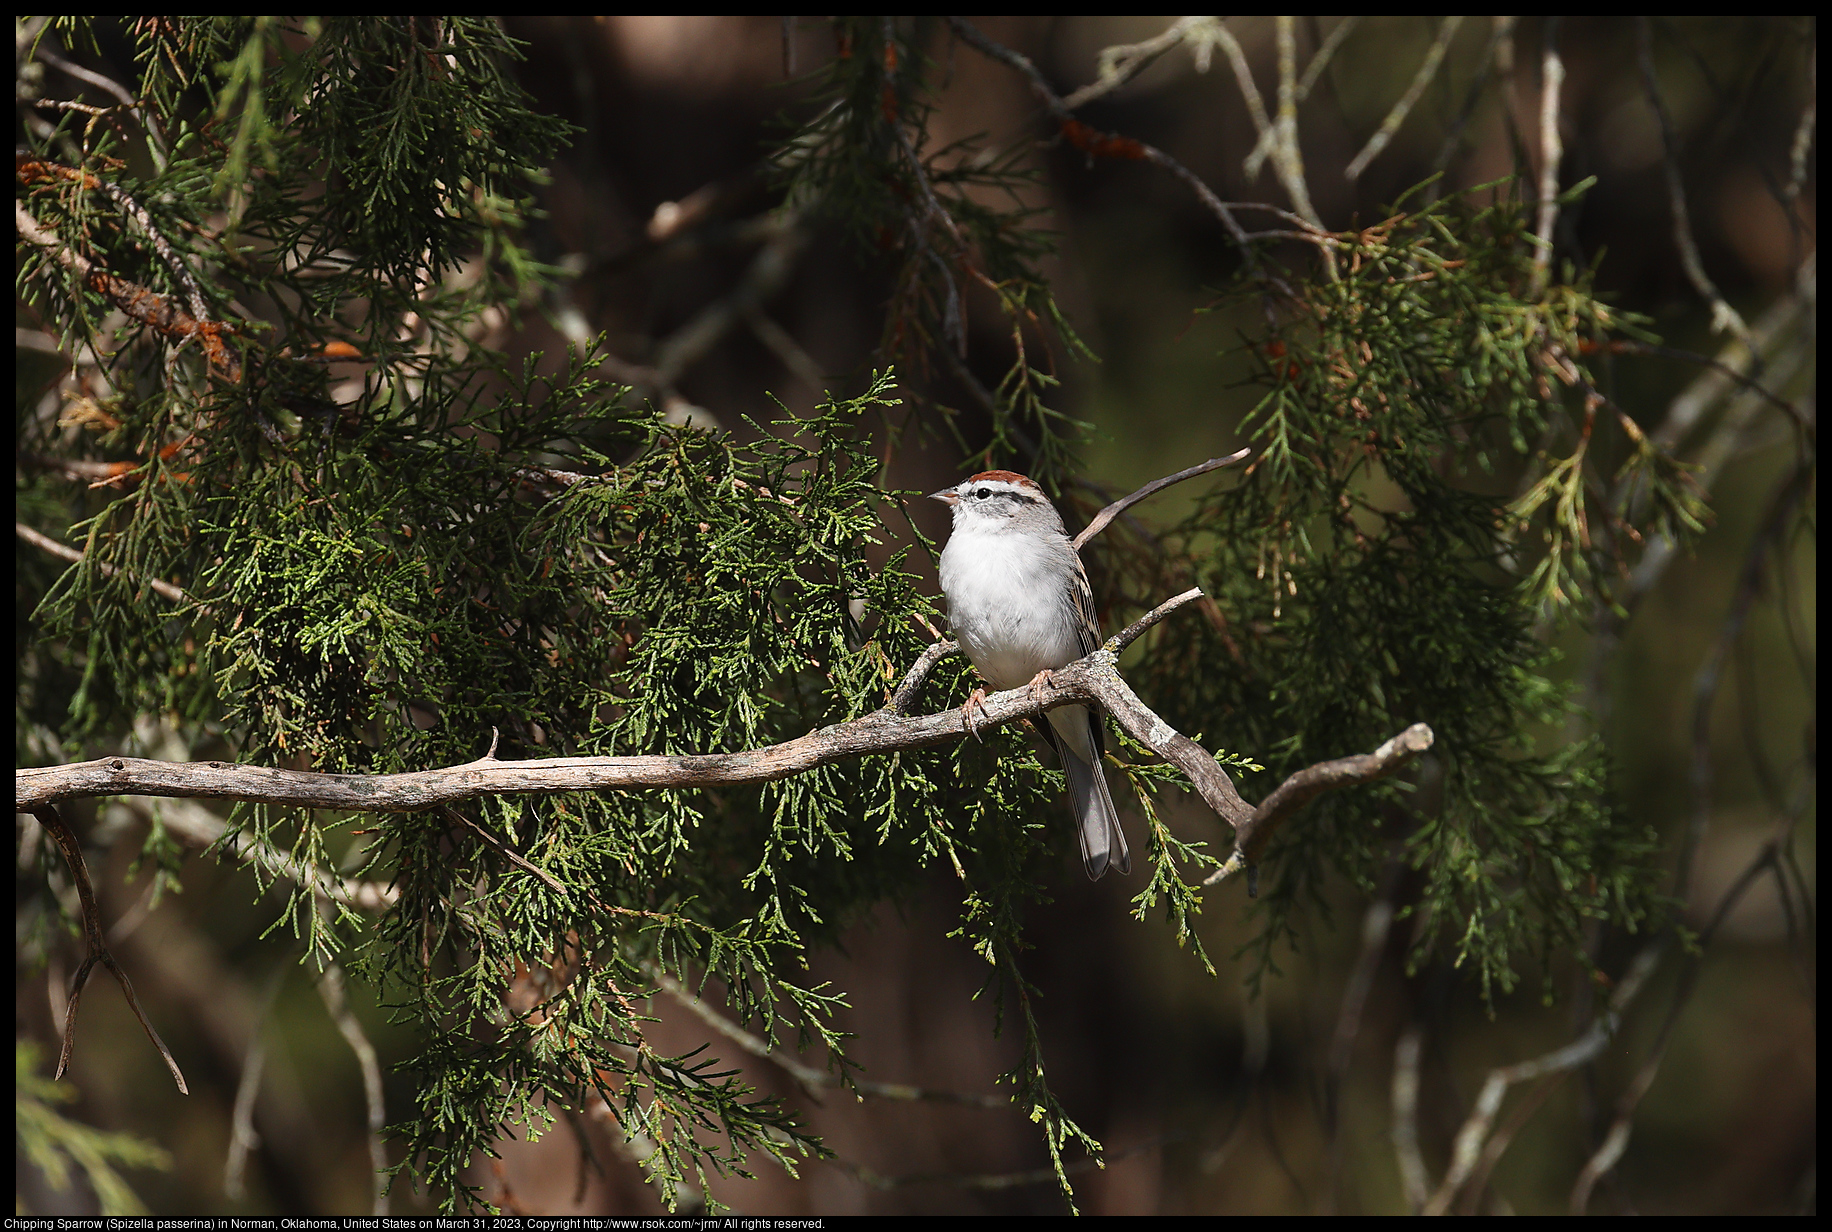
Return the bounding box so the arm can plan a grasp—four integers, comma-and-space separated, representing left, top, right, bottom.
17, 591, 1431, 899
13, 598, 1229, 817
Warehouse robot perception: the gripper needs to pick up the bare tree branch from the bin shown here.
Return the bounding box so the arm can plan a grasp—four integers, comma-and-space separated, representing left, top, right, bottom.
1430, 17, 1517, 183
16, 594, 1229, 816
33, 46, 169, 172
1571, 783, 1814, 1213
1530, 18, 1565, 295
1636, 18, 1754, 347
16, 595, 1430, 904
1271, 16, 1325, 235
223, 966, 285, 1201
1325, 868, 1401, 1207
120, 793, 398, 911
1345, 16, 1466, 181
1391, 1024, 1430, 1212
1568, 460, 1819, 1214
1420, 943, 1661, 1216
944, 17, 1263, 265
1071, 450, 1250, 549
317, 956, 389, 1215
1060, 16, 1220, 111
886, 637, 959, 715
32, 804, 189, 1095
1245, 17, 1361, 180
1203, 723, 1436, 886
652, 969, 1007, 1110
18, 520, 199, 607
1212, 22, 1276, 171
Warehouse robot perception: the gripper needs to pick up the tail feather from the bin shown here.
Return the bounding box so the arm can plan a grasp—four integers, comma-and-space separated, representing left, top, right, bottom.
1049, 716, 1130, 880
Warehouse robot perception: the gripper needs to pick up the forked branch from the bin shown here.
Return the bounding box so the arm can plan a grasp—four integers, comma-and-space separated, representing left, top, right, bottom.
30, 805, 189, 1095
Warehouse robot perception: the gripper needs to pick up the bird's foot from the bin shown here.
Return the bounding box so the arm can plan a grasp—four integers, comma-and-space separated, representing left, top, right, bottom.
961, 687, 991, 741
1025, 668, 1056, 713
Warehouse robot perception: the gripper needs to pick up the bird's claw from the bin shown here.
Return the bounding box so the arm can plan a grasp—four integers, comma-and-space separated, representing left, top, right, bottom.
961, 687, 990, 741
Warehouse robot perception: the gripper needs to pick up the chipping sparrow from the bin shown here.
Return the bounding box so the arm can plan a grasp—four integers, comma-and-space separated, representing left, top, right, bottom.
931, 470, 1131, 879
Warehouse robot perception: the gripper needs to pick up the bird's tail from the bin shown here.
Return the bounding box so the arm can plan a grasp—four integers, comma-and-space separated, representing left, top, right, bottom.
1058, 734, 1130, 880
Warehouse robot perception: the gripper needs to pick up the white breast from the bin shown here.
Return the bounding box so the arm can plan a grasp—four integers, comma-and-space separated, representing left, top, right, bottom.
938, 523, 1084, 691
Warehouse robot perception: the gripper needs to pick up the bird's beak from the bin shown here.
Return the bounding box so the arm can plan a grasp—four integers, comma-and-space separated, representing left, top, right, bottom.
929, 488, 959, 506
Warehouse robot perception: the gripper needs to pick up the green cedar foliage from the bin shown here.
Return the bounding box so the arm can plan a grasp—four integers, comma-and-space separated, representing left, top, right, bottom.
16, 1042, 171, 1215
1128, 186, 1684, 998
17, 15, 1690, 1214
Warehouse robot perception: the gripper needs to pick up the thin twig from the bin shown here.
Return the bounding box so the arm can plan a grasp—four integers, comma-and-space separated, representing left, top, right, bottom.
109, 185, 208, 322
445, 805, 568, 898
15, 199, 240, 381
1101, 587, 1205, 653
317, 956, 389, 1215
1072, 449, 1251, 548
1213, 22, 1275, 169
121, 794, 397, 911
830, 1133, 1174, 1191
37, 47, 137, 107
1457, 1061, 1567, 1214
18, 521, 199, 607
1565, 458, 1818, 1213
1421, 945, 1661, 1216
224, 965, 286, 1201
1682, 446, 1813, 899
885, 68, 969, 356
746, 305, 828, 393
886, 637, 959, 714
1346, 16, 1466, 181
34, 47, 167, 170
1616, 265, 1814, 605
1245, 17, 1361, 180
1599, 338, 1802, 424
1272, 16, 1327, 245
1637, 18, 1754, 347
652, 969, 1007, 1109
944, 17, 1262, 265
1571, 782, 1815, 1213
1061, 16, 1217, 111
1530, 17, 1564, 295
32, 805, 189, 1094
1325, 871, 1400, 1208
1430, 17, 1517, 183
1204, 723, 1436, 886
639, 211, 809, 395
1391, 1025, 1430, 1212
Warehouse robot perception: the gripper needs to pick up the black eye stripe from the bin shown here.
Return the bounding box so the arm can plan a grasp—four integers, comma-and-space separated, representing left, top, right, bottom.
965, 483, 1042, 504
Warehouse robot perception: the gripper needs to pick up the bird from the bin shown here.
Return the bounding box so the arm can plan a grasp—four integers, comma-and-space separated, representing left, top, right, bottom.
931, 469, 1130, 879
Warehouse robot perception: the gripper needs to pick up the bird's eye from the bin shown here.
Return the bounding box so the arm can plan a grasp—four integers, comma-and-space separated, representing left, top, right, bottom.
973, 488, 990, 500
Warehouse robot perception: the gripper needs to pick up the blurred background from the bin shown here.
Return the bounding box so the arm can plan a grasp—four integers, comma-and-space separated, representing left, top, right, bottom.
17, 15, 1814, 1216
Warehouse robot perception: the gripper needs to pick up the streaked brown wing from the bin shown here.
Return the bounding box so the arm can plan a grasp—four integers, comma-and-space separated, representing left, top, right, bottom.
1068, 550, 1101, 657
